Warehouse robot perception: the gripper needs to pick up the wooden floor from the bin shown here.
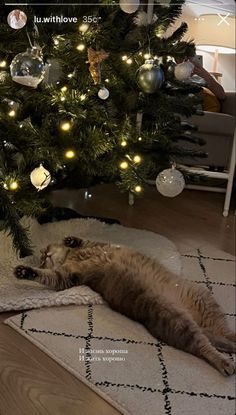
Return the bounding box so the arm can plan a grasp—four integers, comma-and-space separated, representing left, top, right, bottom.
0, 185, 235, 415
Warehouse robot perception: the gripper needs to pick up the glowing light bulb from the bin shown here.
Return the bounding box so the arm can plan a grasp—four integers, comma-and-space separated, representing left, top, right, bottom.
76, 43, 85, 51
122, 55, 128, 61
0, 60, 7, 68
3, 183, 8, 189
144, 53, 151, 59
61, 86, 67, 92
8, 110, 16, 117
126, 58, 133, 65
79, 23, 89, 33
19, 124, 23, 128
61, 122, 71, 132
134, 185, 142, 193
60, 96, 66, 101
133, 155, 141, 163
138, 137, 142, 141
68, 73, 73, 78
105, 78, 109, 83
121, 140, 127, 147
120, 161, 128, 170
80, 94, 86, 101
54, 38, 59, 46
65, 150, 75, 159
9, 181, 18, 191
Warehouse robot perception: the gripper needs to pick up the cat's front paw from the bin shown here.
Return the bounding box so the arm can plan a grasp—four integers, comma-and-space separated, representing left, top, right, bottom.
14, 265, 38, 280
63, 236, 82, 248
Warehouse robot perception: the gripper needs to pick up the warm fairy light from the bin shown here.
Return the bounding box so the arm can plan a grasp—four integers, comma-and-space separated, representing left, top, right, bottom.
3, 183, 8, 189
61, 86, 67, 92
76, 43, 85, 51
68, 73, 73, 78
54, 38, 59, 46
60, 97, 66, 101
134, 185, 142, 193
122, 55, 128, 61
0, 60, 7, 68
138, 137, 142, 141
80, 94, 86, 101
79, 23, 89, 33
65, 150, 75, 159
126, 58, 133, 65
9, 181, 18, 191
139, 52, 143, 56
105, 78, 109, 83
19, 124, 23, 128
61, 122, 71, 132
133, 155, 141, 163
121, 140, 127, 147
8, 110, 16, 117
120, 161, 128, 169
144, 53, 151, 59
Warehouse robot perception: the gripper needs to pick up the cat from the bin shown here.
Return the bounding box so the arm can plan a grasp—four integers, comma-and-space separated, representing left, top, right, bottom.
14, 236, 235, 376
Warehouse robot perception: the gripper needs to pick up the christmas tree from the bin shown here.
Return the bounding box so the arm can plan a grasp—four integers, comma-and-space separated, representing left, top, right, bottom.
0, 0, 205, 256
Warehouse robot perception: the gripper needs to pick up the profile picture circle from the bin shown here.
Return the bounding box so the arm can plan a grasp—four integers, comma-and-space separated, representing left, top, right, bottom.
7, 10, 27, 30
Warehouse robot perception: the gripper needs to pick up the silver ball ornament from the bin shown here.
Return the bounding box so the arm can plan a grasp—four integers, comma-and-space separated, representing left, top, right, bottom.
156, 167, 185, 197
174, 61, 194, 81
119, 0, 140, 14
30, 164, 51, 191
98, 87, 109, 100
137, 60, 164, 94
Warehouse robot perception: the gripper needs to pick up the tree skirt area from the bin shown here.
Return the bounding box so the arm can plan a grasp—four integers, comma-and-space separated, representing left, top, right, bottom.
0, 217, 181, 312
5, 246, 236, 415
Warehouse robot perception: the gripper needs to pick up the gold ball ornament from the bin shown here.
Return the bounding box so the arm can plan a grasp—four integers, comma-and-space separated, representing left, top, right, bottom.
30, 164, 51, 191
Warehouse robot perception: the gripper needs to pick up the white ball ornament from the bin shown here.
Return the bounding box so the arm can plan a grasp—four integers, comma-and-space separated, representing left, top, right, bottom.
119, 0, 140, 14
30, 164, 51, 191
156, 167, 185, 197
174, 61, 194, 81
98, 87, 109, 100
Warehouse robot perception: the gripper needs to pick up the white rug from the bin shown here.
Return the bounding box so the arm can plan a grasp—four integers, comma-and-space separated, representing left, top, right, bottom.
0, 217, 181, 312
5, 246, 236, 415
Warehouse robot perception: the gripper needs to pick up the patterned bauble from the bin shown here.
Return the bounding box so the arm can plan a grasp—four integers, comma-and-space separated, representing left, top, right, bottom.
119, 0, 140, 14
98, 87, 109, 100
10, 47, 45, 88
137, 60, 164, 94
174, 61, 194, 81
156, 167, 185, 197
30, 164, 51, 191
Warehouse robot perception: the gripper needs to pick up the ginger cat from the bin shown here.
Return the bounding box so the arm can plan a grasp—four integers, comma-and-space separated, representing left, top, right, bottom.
14, 236, 235, 376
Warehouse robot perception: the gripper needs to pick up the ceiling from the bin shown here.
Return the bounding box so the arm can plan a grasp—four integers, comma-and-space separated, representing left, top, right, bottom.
183, 0, 236, 17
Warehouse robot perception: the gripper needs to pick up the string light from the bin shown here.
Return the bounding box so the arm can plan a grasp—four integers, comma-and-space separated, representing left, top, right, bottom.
65, 150, 75, 159
54, 38, 59, 46
79, 23, 89, 33
8, 110, 16, 117
19, 124, 23, 128
60, 97, 66, 102
60, 122, 71, 132
133, 155, 141, 163
122, 55, 128, 61
0, 60, 7, 68
134, 185, 142, 193
68, 73, 73, 78
3, 183, 8, 189
126, 58, 133, 65
80, 94, 86, 101
120, 161, 128, 170
105, 78, 110, 83
144, 53, 151, 59
120, 140, 127, 147
9, 181, 18, 191
76, 43, 85, 51
61, 86, 67, 92
138, 137, 142, 141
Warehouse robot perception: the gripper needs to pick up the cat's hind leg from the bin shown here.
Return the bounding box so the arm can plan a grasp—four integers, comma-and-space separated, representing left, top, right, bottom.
142, 297, 235, 376
202, 329, 236, 353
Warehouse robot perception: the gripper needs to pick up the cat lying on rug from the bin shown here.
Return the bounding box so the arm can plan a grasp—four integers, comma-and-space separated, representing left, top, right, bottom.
14, 236, 235, 376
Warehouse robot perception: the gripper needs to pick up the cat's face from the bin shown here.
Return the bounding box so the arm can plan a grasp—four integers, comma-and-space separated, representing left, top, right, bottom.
40, 244, 69, 269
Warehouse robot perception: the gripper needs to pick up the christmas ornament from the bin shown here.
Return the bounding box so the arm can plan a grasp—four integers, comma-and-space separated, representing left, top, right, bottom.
98, 87, 109, 100
174, 61, 194, 81
87, 48, 109, 85
10, 47, 45, 88
156, 167, 185, 197
30, 164, 51, 191
165, 60, 176, 80
133, 10, 157, 26
119, 0, 140, 14
137, 60, 164, 94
